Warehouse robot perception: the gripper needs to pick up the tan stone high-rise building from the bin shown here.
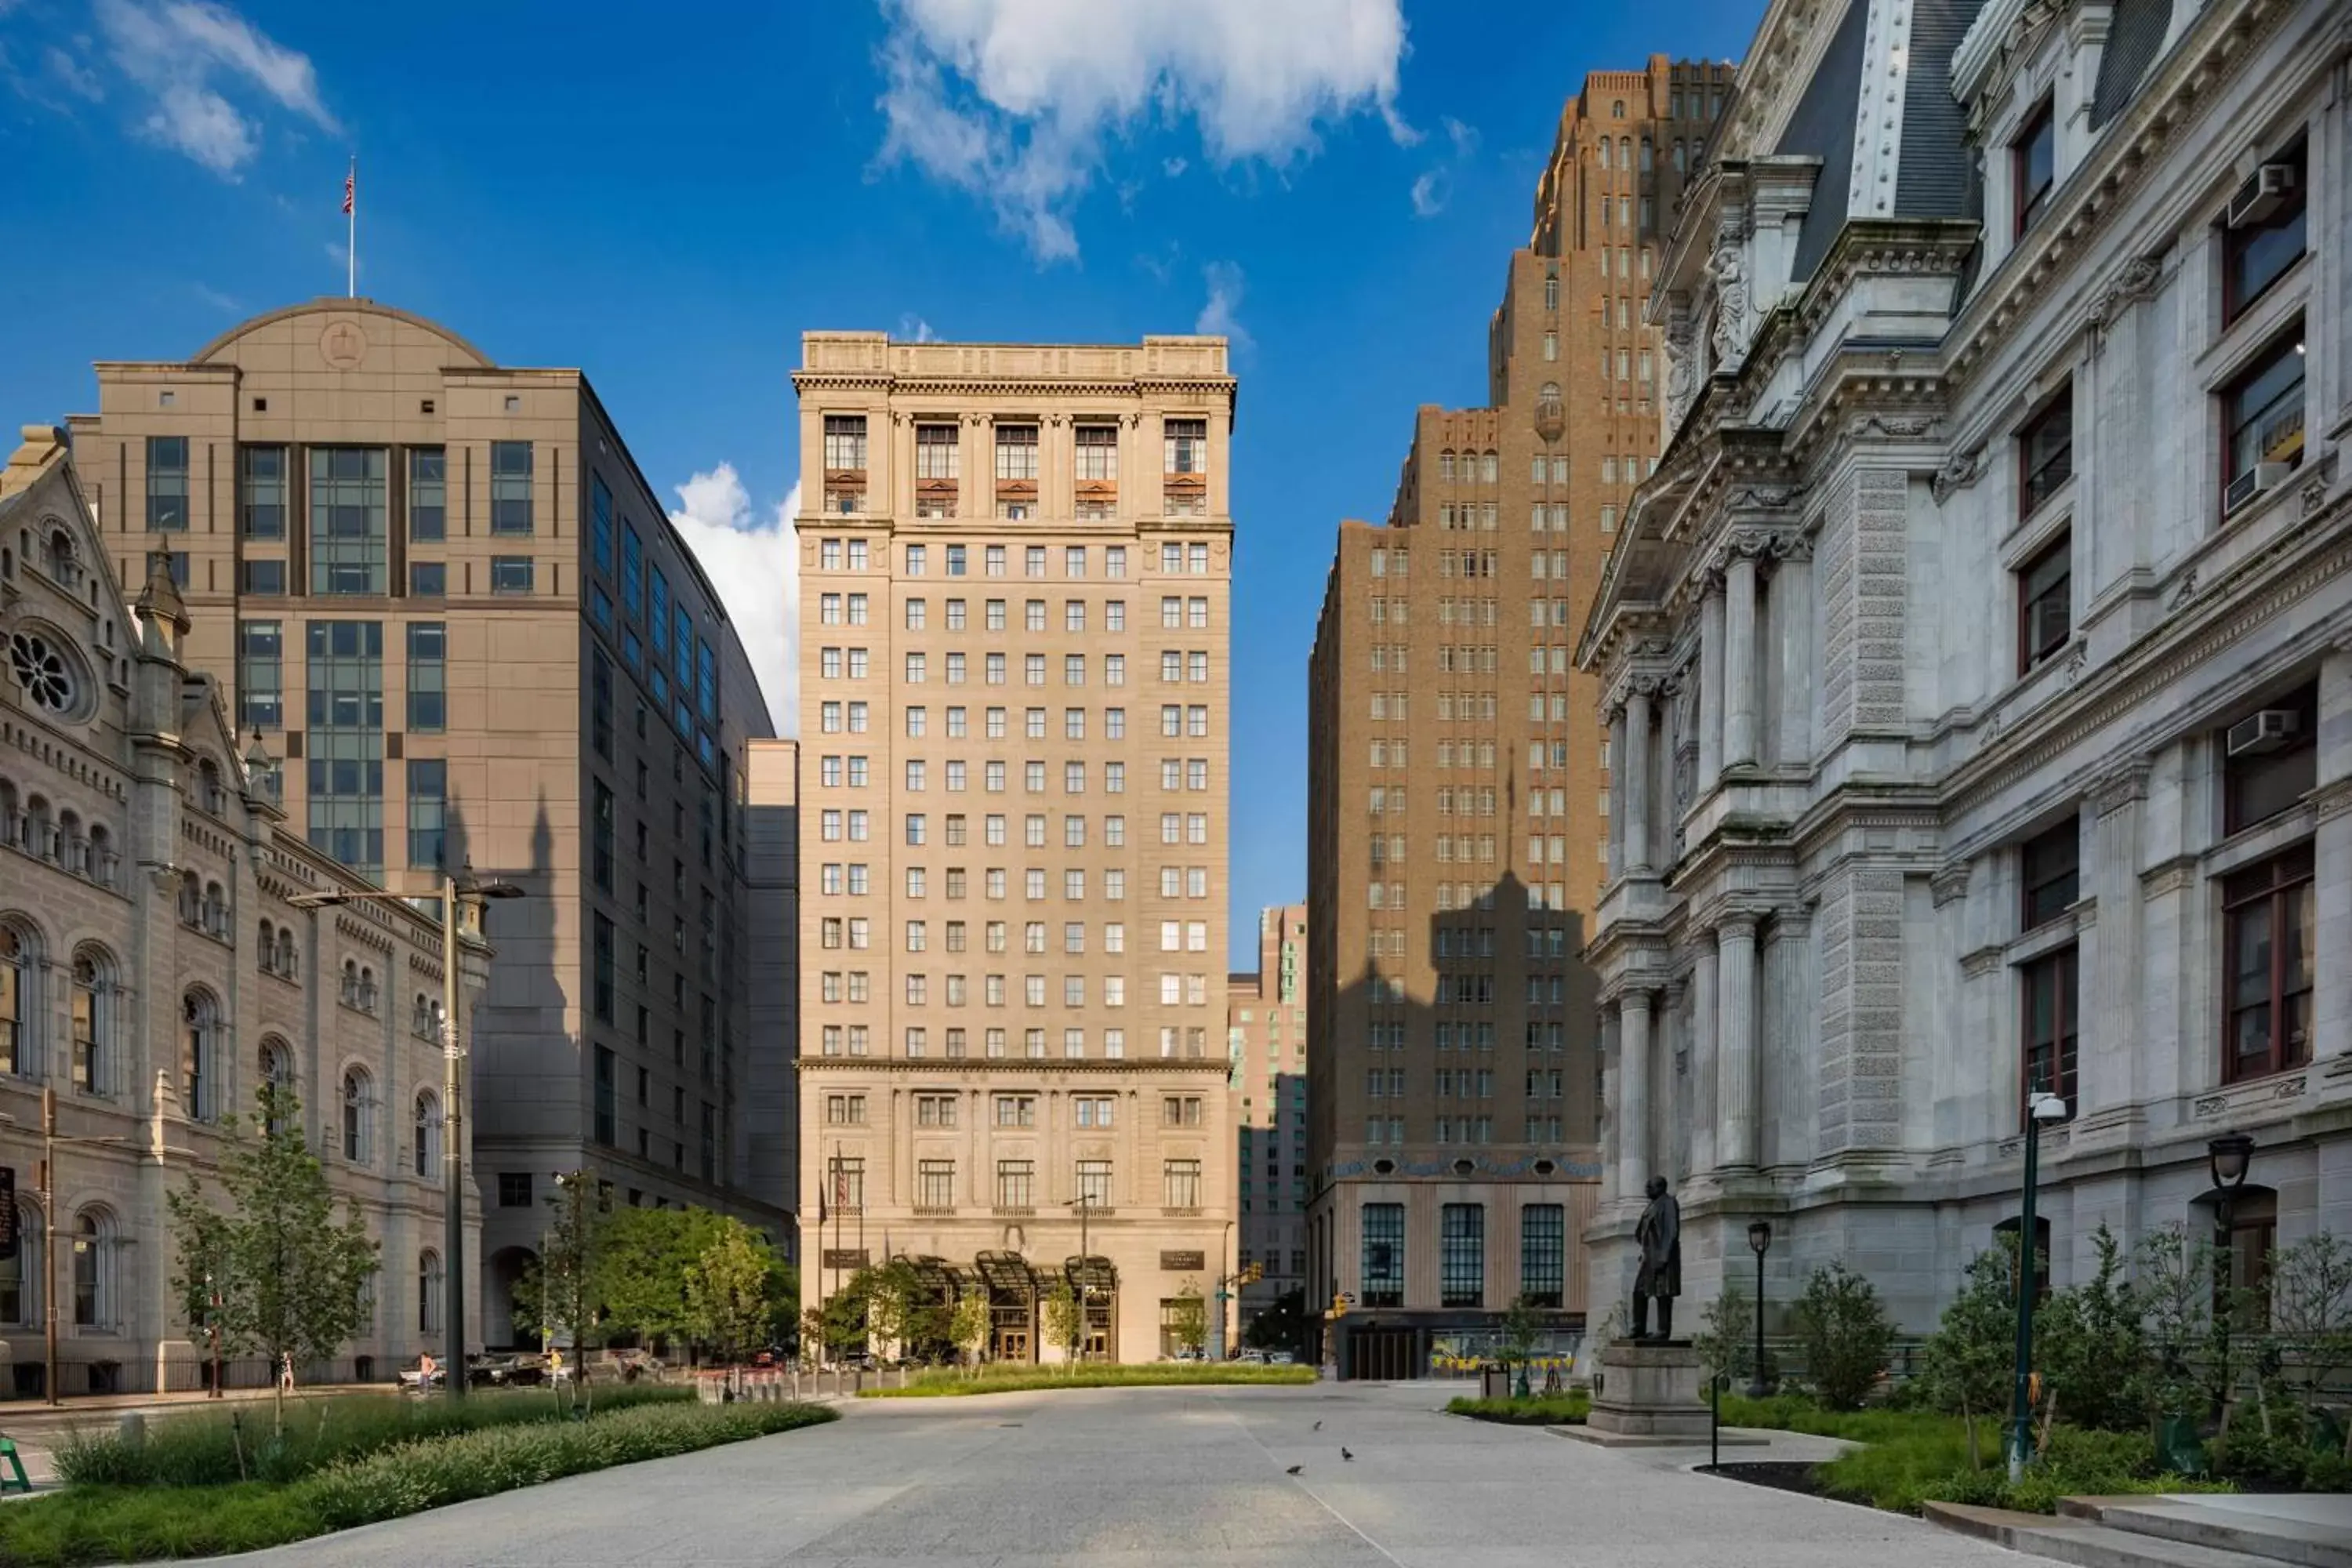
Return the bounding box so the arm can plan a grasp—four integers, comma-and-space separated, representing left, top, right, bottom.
1306, 57, 1730, 1377
791, 332, 1237, 1364
71, 299, 783, 1343
1227, 903, 1308, 1338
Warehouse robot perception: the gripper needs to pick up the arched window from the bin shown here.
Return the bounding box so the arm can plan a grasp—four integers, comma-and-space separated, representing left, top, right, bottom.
202, 881, 226, 937
72, 1208, 115, 1328
258, 920, 276, 972
179, 872, 202, 927
85, 822, 112, 887
1597, 137, 1611, 169
71, 946, 114, 1095
195, 758, 223, 814
356, 1265, 379, 1334
1612, 99, 1625, 118
0, 1200, 40, 1325
412, 993, 434, 1039
182, 989, 220, 1120
414, 1090, 441, 1179
0, 779, 18, 848
1, 918, 42, 1080
57, 809, 84, 874
419, 1249, 444, 1335
45, 527, 77, 585
343, 1066, 373, 1163
358, 966, 378, 1014
1640, 136, 1653, 172
340, 960, 359, 1007
259, 1036, 294, 1131
24, 797, 53, 861
1674, 138, 1686, 173
274, 926, 298, 980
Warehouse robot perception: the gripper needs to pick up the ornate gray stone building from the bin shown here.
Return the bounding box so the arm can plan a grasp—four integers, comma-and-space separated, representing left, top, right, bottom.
1580, 0, 2350, 1327
1, 426, 484, 1393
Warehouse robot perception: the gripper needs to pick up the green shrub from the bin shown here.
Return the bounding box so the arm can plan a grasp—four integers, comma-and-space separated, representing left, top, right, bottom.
1816, 1410, 2231, 1515
1443, 1392, 1590, 1425
0, 1400, 833, 1567
1794, 1263, 1896, 1411
52, 1385, 692, 1489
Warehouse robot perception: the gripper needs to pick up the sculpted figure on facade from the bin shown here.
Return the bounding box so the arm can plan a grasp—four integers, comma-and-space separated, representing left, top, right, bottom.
1707, 237, 1749, 367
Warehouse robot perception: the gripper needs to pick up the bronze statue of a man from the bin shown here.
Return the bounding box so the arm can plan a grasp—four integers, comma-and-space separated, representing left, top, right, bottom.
1631, 1176, 1682, 1340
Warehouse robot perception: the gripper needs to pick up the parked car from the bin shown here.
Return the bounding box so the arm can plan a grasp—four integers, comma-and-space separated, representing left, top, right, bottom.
1268, 1351, 1297, 1365
1232, 1348, 1268, 1363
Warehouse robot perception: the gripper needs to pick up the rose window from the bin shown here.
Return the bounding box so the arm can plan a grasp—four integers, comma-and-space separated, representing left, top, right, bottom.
9, 630, 75, 715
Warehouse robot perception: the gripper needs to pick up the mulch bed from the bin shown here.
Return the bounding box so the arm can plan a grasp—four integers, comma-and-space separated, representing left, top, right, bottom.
1698, 1461, 1834, 1500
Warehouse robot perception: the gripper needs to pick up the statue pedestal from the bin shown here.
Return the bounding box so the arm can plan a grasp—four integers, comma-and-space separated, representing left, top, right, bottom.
1564, 1341, 1719, 1447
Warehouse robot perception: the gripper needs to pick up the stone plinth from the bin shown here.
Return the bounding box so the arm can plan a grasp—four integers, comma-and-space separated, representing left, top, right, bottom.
1572, 1341, 1713, 1446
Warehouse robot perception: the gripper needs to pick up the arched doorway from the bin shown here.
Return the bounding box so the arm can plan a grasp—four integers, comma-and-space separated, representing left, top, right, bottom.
487, 1246, 537, 1350
975, 1250, 1039, 1364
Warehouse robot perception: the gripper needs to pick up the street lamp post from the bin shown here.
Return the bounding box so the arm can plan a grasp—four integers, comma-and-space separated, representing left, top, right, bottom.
5, 1086, 141, 1406
2009, 1091, 2070, 1482
1745, 1220, 1773, 1399
1063, 1193, 1093, 1364
292, 862, 523, 1398
2206, 1132, 2255, 1423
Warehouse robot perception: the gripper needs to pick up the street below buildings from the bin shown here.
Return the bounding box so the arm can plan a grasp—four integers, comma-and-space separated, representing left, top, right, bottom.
180, 1381, 2018, 1566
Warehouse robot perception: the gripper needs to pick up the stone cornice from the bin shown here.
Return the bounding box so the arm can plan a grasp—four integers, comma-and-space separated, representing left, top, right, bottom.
2094, 758, 2154, 817
794, 1058, 1228, 1076
1945, 0, 2302, 390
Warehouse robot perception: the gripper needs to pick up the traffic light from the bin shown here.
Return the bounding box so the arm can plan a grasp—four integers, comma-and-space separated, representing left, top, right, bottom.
1330, 1291, 1348, 1319
1240, 1261, 1264, 1286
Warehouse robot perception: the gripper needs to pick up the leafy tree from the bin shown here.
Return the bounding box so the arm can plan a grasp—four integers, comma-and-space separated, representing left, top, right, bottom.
765, 1253, 800, 1352
594, 1206, 728, 1352
165, 1083, 379, 1438
949, 1290, 991, 1374
1794, 1261, 1895, 1410
1693, 1276, 1757, 1390
815, 1270, 873, 1361
1918, 1247, 2016, 1468
1500, 1294, 1548, 1370
2038, 1225, 2145, 1433
684, 1225, 775, 1364
1041, 1279, 1082, 1370
2267, 1232, 2352, 1458
510, 1170, 608, 1386
862, 1258, 926, 1360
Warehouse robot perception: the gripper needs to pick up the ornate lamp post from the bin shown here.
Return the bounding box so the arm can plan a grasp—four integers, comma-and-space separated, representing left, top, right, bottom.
1745, 1220, 1773, 1398
2206, 1131, 2255, 1420
2008, 1091, 2070, 1482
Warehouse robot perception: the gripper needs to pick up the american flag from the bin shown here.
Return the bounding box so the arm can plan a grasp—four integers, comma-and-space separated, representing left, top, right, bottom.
343, 168, 355, 216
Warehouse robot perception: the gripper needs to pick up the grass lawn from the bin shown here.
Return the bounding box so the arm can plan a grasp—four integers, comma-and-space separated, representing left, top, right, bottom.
1, 1398, 834, 1566
863, 1363, 1319, 1397
1444, 1392, 1591, 1425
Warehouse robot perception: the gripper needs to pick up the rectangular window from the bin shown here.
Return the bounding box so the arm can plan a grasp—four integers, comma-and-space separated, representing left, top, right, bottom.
309, 446, 388, 593
2223, 683, 2317, 833
2223, 325, 2307, 515
489, 441, 534, 534
915, 422, 959, 479
918, 1159, 956, 1209
237, 619, 283, 730
2018, 387, 2073, 517
2223, 845, 2314, 1083
304, 620, 385, 872
412, 561, 448, 597
2013, 98, 2055, 237
590, 473, 613, 572
995, 1159, 1035, 1208
240, 445, 287, 537
592, 913, 615, 1022
1439, 1203, 1485, 1308
2223, 140, 2307, 325
2020, 819, 2078, 929
622, 524, 643, 619
405, 622, 447, 731
995, 423, 1040, 480
1520, 1204, 1566, 1308
1362, 1203, 1403, 1308
408, 758, 448, 869
2020, 945, 2078, 1122
491, 557, 535, 594
2017, 532, 2071, 673
1075, 423, 1118, 480
409, 448, 447, 541
239, 558, 285, 595
1163, 1158, 1202, 1210
147, 436, 190, 530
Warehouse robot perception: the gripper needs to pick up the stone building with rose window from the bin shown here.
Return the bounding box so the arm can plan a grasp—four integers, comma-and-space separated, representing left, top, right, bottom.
1577, 0, 2352, 1329
0, 425, 484, 1395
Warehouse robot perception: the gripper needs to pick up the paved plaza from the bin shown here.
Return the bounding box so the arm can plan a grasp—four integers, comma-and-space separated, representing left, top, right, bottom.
182, 1380, 2023, 1567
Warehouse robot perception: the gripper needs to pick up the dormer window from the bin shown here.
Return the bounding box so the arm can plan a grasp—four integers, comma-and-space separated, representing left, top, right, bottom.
2013, 99, 2055, 238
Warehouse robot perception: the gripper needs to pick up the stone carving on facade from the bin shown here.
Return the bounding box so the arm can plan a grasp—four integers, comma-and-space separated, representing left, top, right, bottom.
1929, 863, 1971, 908
2300, 451, 2338, 517
2094, 758, 2153, 818
1664, 314, 1699, 434
1930, 446, 1981, 504
2085, 254, 2163, 339
1706, 234, 1750, 369
2168, 566, 2201, 610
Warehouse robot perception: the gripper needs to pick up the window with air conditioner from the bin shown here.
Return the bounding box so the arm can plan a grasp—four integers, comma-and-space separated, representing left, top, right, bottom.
2221, 325, 2305, 518
2222, 682, 2316, 834
2222, 139, 2307, 326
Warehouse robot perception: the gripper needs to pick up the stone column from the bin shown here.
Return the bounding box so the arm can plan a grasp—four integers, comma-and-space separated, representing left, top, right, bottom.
2089, 778, 2146, 1113
1724, 554, 1760, 769
1624, 689, 1653, 876
1618, 989, 1654, 1199
1598, 1001, 1622, 1206
1689, 934, 1719, 1177
1715, 913, 1760, 1171
1776, 544, 1813, 766
2314, 644, 2352, 1065
1697, 583, 1724, 789
1765, 910, 1813, 1170
1607, 706, 1629, 882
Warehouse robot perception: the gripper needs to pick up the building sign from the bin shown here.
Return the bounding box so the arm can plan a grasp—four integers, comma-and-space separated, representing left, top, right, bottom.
821, 1249, 870, 1270
1159, 1250, 1204, 1272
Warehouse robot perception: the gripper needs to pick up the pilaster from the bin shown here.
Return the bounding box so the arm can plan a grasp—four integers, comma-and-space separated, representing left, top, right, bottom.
1697, 583, 1725, 790
1774, 539, 1813, 767
1724, 555, 1760, 769
1690, 935, 1719, 1178
1715, 914, 1762, 1172
1618, 989, 1656, 1200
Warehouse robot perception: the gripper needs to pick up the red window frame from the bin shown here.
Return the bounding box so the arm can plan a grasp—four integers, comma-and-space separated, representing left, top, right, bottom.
2020, 945, 2079, 1125
2220, 845, 2314, 1083
2013, 99, 2056, 238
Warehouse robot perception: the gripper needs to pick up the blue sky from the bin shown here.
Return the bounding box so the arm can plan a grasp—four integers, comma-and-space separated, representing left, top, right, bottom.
0, 0, 1762, 962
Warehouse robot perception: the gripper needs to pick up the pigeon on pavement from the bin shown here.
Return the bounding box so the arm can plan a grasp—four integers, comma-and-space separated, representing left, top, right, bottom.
1312, 1420, 1323, 1430
1341, 1447, 1354, 1461
1285, 1465, 1303, 1475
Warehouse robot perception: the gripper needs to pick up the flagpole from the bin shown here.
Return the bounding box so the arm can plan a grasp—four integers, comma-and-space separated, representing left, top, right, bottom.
346, 156, 357, 298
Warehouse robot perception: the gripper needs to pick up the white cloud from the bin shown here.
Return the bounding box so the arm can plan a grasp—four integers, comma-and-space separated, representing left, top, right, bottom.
1442, 114, 1478, 158
1409, 168, 1449, 217
45, 46, 104, 101
1195, 261, 1249, 350
897, 313, 938, 342
668, 465, 800, 735
876, 0, 1413, 260
94, 0, 337, 178
1161, 155, 1188, 177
